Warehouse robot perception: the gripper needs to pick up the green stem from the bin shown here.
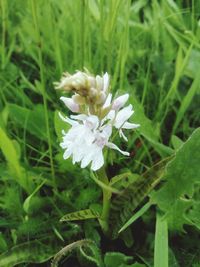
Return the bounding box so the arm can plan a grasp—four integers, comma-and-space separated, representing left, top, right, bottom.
96, 167, 112, 234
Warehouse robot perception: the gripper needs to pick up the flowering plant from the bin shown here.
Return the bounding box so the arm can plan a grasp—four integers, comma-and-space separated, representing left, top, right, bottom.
55, 70, 140, 233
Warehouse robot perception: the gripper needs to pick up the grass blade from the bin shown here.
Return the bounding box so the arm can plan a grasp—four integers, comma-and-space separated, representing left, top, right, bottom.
118, 201, 151, 234
154, 213, 168, 267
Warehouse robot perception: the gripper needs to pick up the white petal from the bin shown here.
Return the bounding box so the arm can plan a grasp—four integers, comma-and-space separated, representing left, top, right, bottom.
85, 115, 99, 130
101, 124, 112, 139
107, 142, 130, 156
70, 114, 88, 121
91, 149, 104, 171
106, 110, 115, 121
63, 149, 72, 159
119, 129, 128, 142
103, 93, 112, 108
112, 94, 129, 111
80, 148, 95, 168
58, 112, 78, 126
60, 97, 79, 112
122, 122, 140, 129
114, 105, 134, 129
103, 72, 109, 93
96, 75, 103, 91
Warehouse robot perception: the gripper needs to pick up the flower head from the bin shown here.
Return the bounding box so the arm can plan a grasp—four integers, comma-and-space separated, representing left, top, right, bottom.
55, 70, 110, 108
55, 70, 140, 171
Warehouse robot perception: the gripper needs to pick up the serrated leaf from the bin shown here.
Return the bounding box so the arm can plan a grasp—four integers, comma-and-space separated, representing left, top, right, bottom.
166, 198, 193, 231
60, 209, 100, 222
152, 128, 200, 231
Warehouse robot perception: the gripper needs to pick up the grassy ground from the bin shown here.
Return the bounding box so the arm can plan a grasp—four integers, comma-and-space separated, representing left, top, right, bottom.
0, 0, 200, 266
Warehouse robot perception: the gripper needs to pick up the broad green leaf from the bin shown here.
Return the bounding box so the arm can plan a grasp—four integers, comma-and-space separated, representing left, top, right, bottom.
152, 128, 200, 230
0, 127, 31, 192
154, 213, 168, 267
166, 199, 192, 231
171, 135, 184, 150
152, 128, 200, 209
60, 209, 100, 222
104, 252, 133, 267
188, 200, 200, 230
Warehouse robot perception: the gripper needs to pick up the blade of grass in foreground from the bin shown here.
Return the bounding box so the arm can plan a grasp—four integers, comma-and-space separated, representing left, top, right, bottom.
154, 213, 168, 267
118, 202, 151, 234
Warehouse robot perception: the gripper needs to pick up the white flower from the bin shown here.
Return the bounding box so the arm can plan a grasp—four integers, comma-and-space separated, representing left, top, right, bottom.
104, 94, 140, 141
60, 113, 129, 171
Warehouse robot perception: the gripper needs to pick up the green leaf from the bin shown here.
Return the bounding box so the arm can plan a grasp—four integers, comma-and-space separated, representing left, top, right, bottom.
184, 49, 200, 81
188, 200, 200, 230
0, 127, 32, 193
171, 135, 184, 150
166, 198, 192, 231
23, 179, 46, 214
172, 74, 200, 133
118, 202, 151, 234
104, 252, 133, 267
78, 242, 104, 267
154, 213, 168, 267
152, 128, 200, 230
8, 104, 47, 141
60, 209, 100, 222
129, 95, 173, 156
0, 239, 59, 267
109, 159, 168, 238
54, 110, 70, 142
0, 233, 8, 252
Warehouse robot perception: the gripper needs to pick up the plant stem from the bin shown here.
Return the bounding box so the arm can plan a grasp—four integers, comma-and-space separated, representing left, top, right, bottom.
96, 167, 111, 234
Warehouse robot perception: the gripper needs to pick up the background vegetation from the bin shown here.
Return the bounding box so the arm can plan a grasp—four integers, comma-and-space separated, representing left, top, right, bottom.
0, 0, 200, 266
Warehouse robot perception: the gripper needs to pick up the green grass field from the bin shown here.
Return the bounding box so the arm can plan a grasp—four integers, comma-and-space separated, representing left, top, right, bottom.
0, 0, 200, 266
